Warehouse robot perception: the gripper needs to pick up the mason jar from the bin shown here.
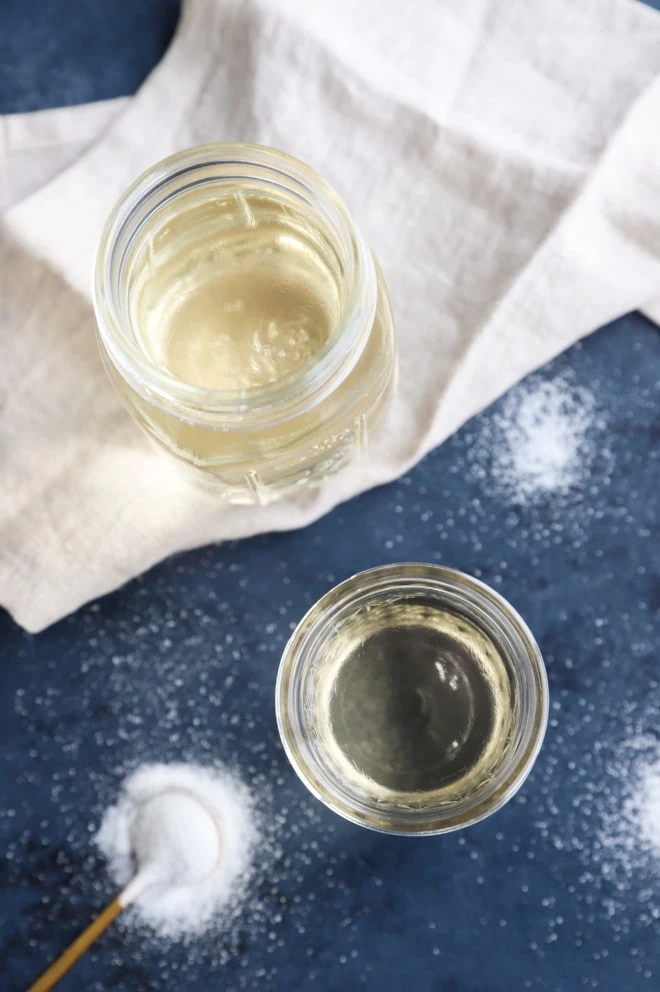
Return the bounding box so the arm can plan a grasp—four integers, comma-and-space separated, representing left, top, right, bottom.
276, 564, 548, 835
94, 144, 396, 503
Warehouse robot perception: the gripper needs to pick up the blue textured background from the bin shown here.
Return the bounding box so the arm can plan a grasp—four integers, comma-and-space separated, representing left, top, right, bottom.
1, 3, 659, 991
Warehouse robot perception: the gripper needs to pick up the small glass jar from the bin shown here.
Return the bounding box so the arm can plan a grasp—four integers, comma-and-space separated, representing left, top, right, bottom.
93, 144, 396, 503
276, 564, 548, 835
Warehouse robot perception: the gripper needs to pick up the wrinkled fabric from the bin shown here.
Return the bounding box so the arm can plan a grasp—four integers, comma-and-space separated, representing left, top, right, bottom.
1, 0, 660, 632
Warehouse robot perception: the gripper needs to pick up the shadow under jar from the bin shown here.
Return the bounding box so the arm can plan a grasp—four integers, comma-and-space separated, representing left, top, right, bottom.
94, 144, 397, 503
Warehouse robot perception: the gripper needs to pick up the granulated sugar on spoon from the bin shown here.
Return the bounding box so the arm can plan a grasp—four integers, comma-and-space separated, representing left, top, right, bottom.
27, 763, 258, 991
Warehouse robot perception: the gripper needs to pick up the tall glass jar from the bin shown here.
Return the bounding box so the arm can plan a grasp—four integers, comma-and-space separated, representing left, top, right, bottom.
94, 144, 396, 504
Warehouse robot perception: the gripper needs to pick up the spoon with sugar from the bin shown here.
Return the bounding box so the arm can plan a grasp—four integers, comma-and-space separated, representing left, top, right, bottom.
27, 789, 222, 992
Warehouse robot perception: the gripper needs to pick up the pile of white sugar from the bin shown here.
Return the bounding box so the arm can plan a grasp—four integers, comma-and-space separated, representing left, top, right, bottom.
637, 761, 660, 853
96, 763, 258, 939
469, 372, 602, 504
623, 752, 660, 858
598, 736, 660, 876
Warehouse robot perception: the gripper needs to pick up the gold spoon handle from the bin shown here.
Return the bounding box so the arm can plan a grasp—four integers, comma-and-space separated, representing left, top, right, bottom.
26, 896, 123, 992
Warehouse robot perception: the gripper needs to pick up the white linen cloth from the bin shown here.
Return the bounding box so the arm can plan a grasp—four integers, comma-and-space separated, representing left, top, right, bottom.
1, 0, 660, 632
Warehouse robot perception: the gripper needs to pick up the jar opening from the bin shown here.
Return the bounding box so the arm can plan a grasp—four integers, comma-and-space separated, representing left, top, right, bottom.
94, 144, 377, 425
276, 564, 549, 835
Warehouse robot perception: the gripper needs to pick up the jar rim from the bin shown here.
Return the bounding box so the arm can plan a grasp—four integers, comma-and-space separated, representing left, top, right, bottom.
276, 563, 549, 836
93, 143, 377, 424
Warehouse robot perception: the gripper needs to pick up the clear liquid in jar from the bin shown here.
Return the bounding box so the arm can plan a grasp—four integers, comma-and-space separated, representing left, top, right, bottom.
129, 189, 344, 391
317, 599, 516, 803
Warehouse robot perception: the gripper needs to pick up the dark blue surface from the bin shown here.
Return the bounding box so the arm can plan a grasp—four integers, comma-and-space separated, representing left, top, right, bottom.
1, 4, 659, 991
0, 0, 180, 113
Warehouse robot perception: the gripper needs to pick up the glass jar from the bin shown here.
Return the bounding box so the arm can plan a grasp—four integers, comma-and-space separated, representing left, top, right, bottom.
93, 144, 396, 503
276, 564, 548, 835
